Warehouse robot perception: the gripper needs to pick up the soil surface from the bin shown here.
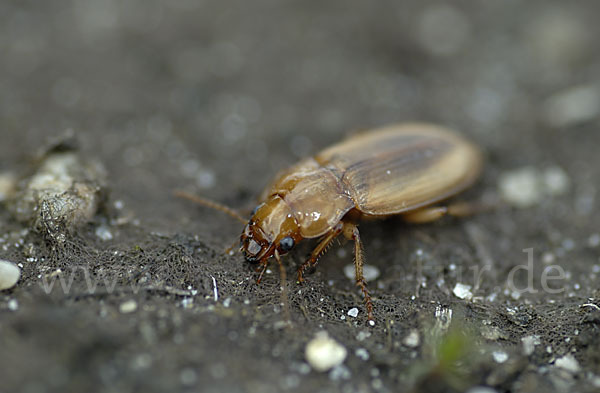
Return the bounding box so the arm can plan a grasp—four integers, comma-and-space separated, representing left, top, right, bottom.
1, 1, 599, 393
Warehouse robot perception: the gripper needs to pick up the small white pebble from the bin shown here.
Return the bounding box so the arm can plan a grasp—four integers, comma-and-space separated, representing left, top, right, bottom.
499, 167, 543, 208
8, 298, 19, 311
0, 260, 21, 290
588, 234, 600, 248
521, 335, 541, 356
95, 225, 113, 241
542, 252, 555, 264
492, 350, 509, 363
542, 166, 570, 195
180, 368, 197, 386
347, 308, 359, 318
328, 364, 351, 381
486, 292, 498, 302
356, 331, 371, 341
355, 348, 369, 361
119, 299, 138, 314
402, 330, 420, 348
305, 331, 347, 372
543, 85, 600, 128
453, 283, 473, 300
343, 264, 380, 282
554, 355, 580, 373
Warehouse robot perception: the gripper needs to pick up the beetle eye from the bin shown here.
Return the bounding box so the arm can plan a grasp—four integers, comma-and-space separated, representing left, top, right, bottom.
279, 236, 294, 252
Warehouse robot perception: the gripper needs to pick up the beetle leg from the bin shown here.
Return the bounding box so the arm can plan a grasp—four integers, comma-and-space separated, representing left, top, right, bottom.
342, 222, 375, 323
297, 222, 343, 283
256, 259, 269, 284
401, 201, 483, 224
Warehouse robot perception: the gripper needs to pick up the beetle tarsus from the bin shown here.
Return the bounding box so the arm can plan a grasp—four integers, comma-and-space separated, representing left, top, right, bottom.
256, 260, 269, 284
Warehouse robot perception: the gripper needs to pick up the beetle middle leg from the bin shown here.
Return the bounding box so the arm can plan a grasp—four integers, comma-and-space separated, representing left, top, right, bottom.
342, 221, 374, 323
297, 222, 343, 283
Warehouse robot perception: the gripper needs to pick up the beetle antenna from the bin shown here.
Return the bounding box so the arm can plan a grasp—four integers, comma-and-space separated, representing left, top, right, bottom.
274, 249, 291, 325
174, 190, 247, 224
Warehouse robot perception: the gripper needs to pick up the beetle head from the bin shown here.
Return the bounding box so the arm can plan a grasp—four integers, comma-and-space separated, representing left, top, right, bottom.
240, 195, 301, 263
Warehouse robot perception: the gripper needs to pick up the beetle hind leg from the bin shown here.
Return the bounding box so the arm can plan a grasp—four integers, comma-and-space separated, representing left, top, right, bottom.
342, 222, 374, 323
401, 201, 485, 224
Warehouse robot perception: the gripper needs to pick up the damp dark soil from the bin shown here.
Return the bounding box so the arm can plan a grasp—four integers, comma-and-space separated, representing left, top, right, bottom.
1, 1, 600, 393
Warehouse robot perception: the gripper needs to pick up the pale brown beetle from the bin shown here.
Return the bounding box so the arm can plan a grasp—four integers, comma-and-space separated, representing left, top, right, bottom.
178, 123, 483, 323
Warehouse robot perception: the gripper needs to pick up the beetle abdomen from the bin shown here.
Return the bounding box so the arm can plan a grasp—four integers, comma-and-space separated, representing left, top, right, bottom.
314, 123, 483, 215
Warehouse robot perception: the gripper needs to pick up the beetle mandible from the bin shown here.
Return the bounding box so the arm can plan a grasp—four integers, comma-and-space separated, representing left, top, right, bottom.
180, 123, 483, 323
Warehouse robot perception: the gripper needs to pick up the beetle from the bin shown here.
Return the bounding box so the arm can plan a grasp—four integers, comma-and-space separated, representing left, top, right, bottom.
177, 123, 483, 323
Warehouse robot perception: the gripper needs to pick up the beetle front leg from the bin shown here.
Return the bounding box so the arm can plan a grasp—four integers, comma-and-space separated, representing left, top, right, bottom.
255, 259, 269, 284
342, 221, 374, 323
297, 222, 343, 283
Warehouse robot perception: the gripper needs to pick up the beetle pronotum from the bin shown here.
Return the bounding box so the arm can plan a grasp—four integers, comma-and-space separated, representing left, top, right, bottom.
178, 123, 483, 324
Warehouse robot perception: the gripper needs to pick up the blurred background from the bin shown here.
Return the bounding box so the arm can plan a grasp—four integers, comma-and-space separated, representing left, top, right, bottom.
2, 0, 597, 226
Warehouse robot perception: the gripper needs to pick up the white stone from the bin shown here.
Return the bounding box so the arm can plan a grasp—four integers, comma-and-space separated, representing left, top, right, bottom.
402, 330, 420, 348
499, 167, 543, 208
343, 264, 380, 282
355, 348, 369, 361
554, 355, 580, 373
347, 308, 359, 318
588, 233, 600, 248
542, 166, 570, 196
328, 364, 351, 381
543, 85, 600, 128
492, 350, 508, 363
305, 331, 347, 372
8, 299, 19, 311
521, 335, 541, 356
95, 225, 113, 241
452, 283, 473, 300
0, 260, 21, 290
119, 299, 138, 313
